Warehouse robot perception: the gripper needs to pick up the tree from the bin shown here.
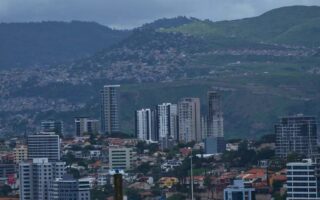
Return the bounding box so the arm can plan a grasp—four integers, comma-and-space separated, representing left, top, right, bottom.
273, 192, 286, 200
256, 148, 275, 160
204, 175, 211, 189
287, 153, 305, 162
167, 193, 186, 200
125, 188, 141, 200
0, 185, 12, 196
91, 189, 108, 200
272, 180, 283, 192
136, 141, 146, 154
135, 162, 152, 174
63, 152, 76, 166
68, 168, 80, 179
204, 175, 215, 199
260, 134, 276, 143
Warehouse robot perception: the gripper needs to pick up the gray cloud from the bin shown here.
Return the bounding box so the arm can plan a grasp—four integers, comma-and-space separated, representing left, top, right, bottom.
0, 0, 319, 28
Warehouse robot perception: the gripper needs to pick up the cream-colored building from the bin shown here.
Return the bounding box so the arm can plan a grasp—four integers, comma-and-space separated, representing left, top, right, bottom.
108, 147, 134, 170
14, 145, 28, 163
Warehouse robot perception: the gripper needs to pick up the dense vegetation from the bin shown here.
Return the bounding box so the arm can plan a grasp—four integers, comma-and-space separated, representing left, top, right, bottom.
0, 21, 130, 68
165, 6, 320, 47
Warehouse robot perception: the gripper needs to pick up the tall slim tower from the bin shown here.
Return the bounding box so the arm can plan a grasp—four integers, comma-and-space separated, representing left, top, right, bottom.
101, 85, 120, 134
135, 108, 154, 141
178, 98, 201, 143
207, 91, 224, 138
157, 103, 178, 141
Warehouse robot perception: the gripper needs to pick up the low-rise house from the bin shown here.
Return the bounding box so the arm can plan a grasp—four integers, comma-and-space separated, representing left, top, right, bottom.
238, 168, 271, 193
238, 168, 267, 186
158, 177, 179, 189
97, 173, 109, 186
89, 150, 101, 159
161, 159, 182, 172
179, 148, 192, 157
185, 176, 205, 189
226, 143, 240, 151
88, 160, 102, 170
269, 169, 286, 187
129, 182, 152, 190
213, 171, 238, 192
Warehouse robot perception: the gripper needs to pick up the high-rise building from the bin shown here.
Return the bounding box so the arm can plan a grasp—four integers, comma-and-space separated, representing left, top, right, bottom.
101, 85, 120, 134
178, 98, 201, 143
109, 147, 134, 170
286, 159, 320, 200
14, 145, 28, 164
201, 116, 208, 140
19, 158, 66, 200
74, 117, 100, 136
207, 91, 224, 138
224, 179, 255, 200
27, 132, 61, 161
135, 108, 157, 142
157, 103, 178, 141
275, 115, 318, 158
150, 109, 159, 141
49, 175, 91, 200
41, 120, 64, 136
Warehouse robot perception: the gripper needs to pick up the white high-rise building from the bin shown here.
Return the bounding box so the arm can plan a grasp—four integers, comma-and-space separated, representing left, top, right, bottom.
27, 132, 61, 161
286, 159, 320, 200
135, 108, 153, 141
49, 175, 91, 200
178, 98, 201, 143
101, 85, 120, 134
19, 158, 66, 200
157, 103, 178, 140
224, 179, 255, 200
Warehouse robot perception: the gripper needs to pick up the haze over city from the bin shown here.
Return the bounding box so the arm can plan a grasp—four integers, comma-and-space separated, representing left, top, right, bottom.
0, 1, 320, 200
0, 0, 320, 28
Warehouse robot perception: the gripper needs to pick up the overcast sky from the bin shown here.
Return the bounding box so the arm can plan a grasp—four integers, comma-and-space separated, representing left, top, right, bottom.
0, 0, 320, 29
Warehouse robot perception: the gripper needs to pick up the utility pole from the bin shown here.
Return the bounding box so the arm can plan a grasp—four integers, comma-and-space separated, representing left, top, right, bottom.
189, 147, 194, 200
114, 170, 123, 200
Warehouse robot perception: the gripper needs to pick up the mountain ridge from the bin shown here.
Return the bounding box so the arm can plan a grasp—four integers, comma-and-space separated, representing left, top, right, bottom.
0, 21, 131, 69
164, 5, 320, 46
0, 6, 320, 138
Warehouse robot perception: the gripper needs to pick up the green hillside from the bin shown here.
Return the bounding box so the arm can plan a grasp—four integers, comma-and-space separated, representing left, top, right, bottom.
165, 6, 320, 46
0, 21, 131, 68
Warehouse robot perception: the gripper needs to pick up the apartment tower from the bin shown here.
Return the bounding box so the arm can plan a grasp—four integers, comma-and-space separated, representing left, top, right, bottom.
101, 85, 120, 134
178, 98, 201, 143
27, 132, 61, 161
157, 103, 178, 141
275, 115, 318, 158
207, 91, 224, 138
19, 158, 66, 200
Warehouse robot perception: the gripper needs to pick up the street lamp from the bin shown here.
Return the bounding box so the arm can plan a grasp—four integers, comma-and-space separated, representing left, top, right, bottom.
188, 147, 194, 200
